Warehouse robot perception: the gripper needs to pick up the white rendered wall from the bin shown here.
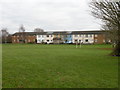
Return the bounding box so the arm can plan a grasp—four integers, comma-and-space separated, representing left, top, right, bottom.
45, 35, 53, 44
72, 34, 94, 44
36, 35, 46, 43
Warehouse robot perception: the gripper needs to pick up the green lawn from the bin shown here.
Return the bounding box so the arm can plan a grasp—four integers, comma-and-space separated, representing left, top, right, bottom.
2, 44, 118, 88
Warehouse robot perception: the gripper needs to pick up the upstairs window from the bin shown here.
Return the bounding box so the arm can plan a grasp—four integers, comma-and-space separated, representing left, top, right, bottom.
95, 34, 98, 37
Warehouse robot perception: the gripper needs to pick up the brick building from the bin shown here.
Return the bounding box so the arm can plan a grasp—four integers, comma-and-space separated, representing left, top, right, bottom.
12, 30, 109, 44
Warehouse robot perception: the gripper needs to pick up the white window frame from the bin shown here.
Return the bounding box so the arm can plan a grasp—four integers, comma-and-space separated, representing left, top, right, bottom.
95, 34, 98, 37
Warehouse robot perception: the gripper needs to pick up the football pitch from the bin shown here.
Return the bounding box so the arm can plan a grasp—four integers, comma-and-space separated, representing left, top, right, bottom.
2, 44, 118, 88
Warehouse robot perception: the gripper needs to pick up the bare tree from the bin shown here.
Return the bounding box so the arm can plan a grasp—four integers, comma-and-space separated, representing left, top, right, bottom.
19, 24, 25, 32
90, 0, 120, 56
1, 28, 9, 43
34, 28, 44, 32
19, 25, 26, 43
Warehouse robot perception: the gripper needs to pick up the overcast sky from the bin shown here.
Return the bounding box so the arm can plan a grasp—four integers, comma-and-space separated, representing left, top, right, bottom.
0, 0, 102, 34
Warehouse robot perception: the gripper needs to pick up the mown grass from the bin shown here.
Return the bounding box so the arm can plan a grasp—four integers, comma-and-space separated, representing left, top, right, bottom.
2, 44, 118, 88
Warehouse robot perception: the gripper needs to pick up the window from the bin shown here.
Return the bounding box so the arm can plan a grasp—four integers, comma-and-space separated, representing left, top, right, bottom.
108, 40, 111, 42
85, 39, 88, 42
95, 34, 98, 37
28, 39, 30, 42
47, 40, 49, 42
14, 40, 16, 42
47, 35, 49, 37
79, 40, 81, 42
103, 39, 105, 42
75, 39, 77, 42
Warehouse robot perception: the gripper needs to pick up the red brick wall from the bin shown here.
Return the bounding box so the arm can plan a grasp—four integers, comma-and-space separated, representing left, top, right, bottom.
12, 35, 36, 43
12, 36, 19, 43
25, 36, 36, 43
94, 34, 106, 44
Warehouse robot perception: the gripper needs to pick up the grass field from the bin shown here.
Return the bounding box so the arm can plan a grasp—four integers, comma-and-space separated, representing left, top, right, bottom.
2, 44, 118, 88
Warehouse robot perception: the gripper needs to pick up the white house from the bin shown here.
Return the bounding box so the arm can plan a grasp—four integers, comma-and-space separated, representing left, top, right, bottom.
72, 31, 96, 44
36, 32, 54, 44
36, 35, 46, 43
45, 32, 54, 44
72, 34, 94, 44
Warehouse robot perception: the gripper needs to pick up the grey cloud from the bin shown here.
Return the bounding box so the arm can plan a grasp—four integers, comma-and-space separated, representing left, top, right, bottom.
0, 0, 101, 34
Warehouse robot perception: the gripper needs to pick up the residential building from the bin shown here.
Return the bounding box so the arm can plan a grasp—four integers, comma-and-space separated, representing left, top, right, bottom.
12, 32, 36, 43
12, 32, 46, 44
36, 32, 47, 44
12, 30, 108, 44
45, 32, 54, 44
72, 31, 106, 44
64, 32, 72, 44
53, 32, 67, 44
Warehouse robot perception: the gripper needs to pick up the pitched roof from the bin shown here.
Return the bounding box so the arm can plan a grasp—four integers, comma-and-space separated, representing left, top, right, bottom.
12, 30, 105, 36
71, 31, 105, 34
53, 31, 69, 35
12, 32, 47, 36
